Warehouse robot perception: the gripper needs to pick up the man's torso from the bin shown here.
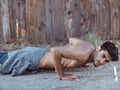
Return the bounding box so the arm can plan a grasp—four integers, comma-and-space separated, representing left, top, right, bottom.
39, 40, 95, 69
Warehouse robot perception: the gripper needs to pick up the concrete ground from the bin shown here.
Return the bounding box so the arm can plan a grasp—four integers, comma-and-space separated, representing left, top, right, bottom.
0, 60, 120, 90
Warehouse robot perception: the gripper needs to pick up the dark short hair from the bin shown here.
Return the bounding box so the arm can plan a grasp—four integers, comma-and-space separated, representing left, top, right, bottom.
101, 41, 119, 61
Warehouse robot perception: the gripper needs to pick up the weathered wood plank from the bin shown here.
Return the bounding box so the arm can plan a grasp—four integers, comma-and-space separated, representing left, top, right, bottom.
36, 0, 46, 43
65, 0, 74, 37
8, 0, 17, 39
117, 0, 120, 39
72, 0, 92, 37
101, 0, 111, 39
1, 0, 11, 42
71, 0, 81, 37
16, 0, 26, 39
46, 0, 53, 42
26, 0, 37, 43
46, 0, 66, 42
110, 0, 119, 40
92, 0, 111, 40
53, 0, 66, 41
0, 1, 3, 42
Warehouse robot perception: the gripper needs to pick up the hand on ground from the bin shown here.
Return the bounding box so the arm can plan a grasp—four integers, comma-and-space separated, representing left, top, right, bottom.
59, 73, 79, 81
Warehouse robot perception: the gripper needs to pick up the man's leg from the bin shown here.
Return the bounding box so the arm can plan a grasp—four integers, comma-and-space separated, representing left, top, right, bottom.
0, 52, 8, 64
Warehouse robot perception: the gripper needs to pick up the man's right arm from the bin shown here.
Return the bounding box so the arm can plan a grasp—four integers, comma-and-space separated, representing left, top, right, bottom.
51, 47, 79, 80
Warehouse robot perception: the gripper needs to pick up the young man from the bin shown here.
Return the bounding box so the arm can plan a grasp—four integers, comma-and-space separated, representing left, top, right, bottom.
0, 38, 118, 80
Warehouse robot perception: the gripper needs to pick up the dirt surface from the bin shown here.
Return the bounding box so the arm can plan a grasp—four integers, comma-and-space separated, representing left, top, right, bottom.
0, 60, 120, 90
0, 43, 120, 90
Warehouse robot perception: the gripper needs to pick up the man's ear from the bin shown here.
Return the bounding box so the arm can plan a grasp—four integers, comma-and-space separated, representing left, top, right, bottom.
96, 46, 101, 51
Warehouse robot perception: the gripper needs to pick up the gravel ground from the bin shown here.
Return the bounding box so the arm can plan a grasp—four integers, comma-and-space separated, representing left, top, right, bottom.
0, 60, 120, 90
0, 43, 120, 90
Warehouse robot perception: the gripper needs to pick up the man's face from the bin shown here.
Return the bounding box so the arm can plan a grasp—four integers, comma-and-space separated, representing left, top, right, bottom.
94, 48, 112, 67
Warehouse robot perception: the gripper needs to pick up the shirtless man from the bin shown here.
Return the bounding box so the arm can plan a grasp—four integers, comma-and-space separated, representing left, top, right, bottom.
39, 38, 118, 80
0, 37, 118, 80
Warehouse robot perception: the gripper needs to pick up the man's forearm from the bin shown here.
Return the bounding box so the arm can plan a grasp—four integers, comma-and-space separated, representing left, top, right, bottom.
51, 47, 79, 80
51, 48, 64, 77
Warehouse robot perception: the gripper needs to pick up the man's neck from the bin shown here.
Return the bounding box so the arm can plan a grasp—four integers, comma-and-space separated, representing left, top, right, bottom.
87, 49, 96, 63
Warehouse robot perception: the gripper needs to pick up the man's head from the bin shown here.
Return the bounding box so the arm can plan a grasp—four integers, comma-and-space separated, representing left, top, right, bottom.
94, 41, 118, 67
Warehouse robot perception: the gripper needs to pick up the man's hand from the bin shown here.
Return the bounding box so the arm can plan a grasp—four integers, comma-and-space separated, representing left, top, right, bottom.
59, 74, 79, 81
82, 64, 89, 67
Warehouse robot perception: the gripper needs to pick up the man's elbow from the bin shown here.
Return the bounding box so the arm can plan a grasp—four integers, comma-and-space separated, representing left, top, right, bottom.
51, 47, 61, 56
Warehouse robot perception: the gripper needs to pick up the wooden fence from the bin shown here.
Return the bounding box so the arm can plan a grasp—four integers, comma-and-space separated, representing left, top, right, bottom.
0, 0, 120, 44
